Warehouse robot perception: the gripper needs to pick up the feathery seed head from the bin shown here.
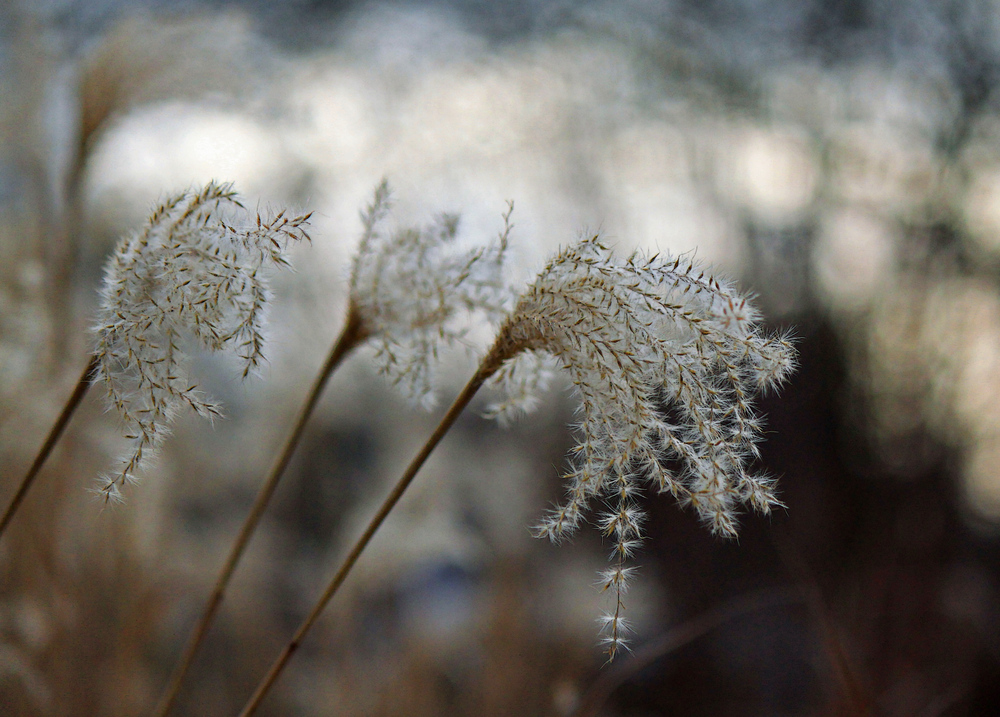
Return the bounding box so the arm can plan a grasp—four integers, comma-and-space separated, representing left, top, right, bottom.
348, 179, 513, 408
484, 235, 796, 658
93, 181, 310, 501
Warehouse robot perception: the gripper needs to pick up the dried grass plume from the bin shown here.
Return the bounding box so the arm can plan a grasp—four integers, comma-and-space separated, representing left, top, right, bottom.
347, 179, 512, 408
484, 236, 796, 658
93, 181, 310, 501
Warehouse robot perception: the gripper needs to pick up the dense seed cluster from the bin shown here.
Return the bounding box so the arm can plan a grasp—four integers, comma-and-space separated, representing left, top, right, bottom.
488, 236, 796, 658
94, 182, 310, 501
348, 180, 512, 408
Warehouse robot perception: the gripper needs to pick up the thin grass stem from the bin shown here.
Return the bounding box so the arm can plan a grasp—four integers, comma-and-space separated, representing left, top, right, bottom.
570, 586, 804, 717
771, 527, 871, 714
150, 309, 366, 717
0, 354, 97, 541
236, 352, 501, 717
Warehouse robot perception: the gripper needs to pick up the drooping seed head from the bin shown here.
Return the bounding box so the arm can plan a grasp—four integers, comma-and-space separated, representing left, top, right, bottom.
94, 181, 310, 501
485, 235, 796, 658
348, 179, 513, 408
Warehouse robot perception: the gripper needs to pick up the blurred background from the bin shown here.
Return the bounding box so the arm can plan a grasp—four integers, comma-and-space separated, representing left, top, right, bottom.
2, 0, 1000, 714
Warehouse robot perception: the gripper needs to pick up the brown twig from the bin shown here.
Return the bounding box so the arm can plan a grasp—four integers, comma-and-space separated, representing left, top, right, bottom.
0, 354, 97, 541
150, 310, 366, 717
236, 357, 498, 717
570, 586, 804, 717
771, 527, 871, 715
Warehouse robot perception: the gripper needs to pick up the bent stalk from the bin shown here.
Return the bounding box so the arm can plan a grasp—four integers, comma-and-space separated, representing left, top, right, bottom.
0, 354, 97, 541
236, 352, 501, 717
570, 587, 804, 717
151, 310, 366, 717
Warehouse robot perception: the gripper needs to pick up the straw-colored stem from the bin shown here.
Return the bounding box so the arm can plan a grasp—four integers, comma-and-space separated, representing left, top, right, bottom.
771, 529, 870, 714
571, 586, 803, 717
150, 309, 366, 717
236, 356, 499, 717
0, 354, 97, 541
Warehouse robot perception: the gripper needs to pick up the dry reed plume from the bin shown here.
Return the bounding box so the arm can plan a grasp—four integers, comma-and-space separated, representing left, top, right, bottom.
237, 228, 795, 714
93, 181, 311, 501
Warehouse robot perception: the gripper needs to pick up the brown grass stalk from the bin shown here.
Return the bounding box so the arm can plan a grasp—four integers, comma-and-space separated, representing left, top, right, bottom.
235, 349, 503, 717
0, 354, 97, 541
570, 586, 804, 717
150, 309, 366, 717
